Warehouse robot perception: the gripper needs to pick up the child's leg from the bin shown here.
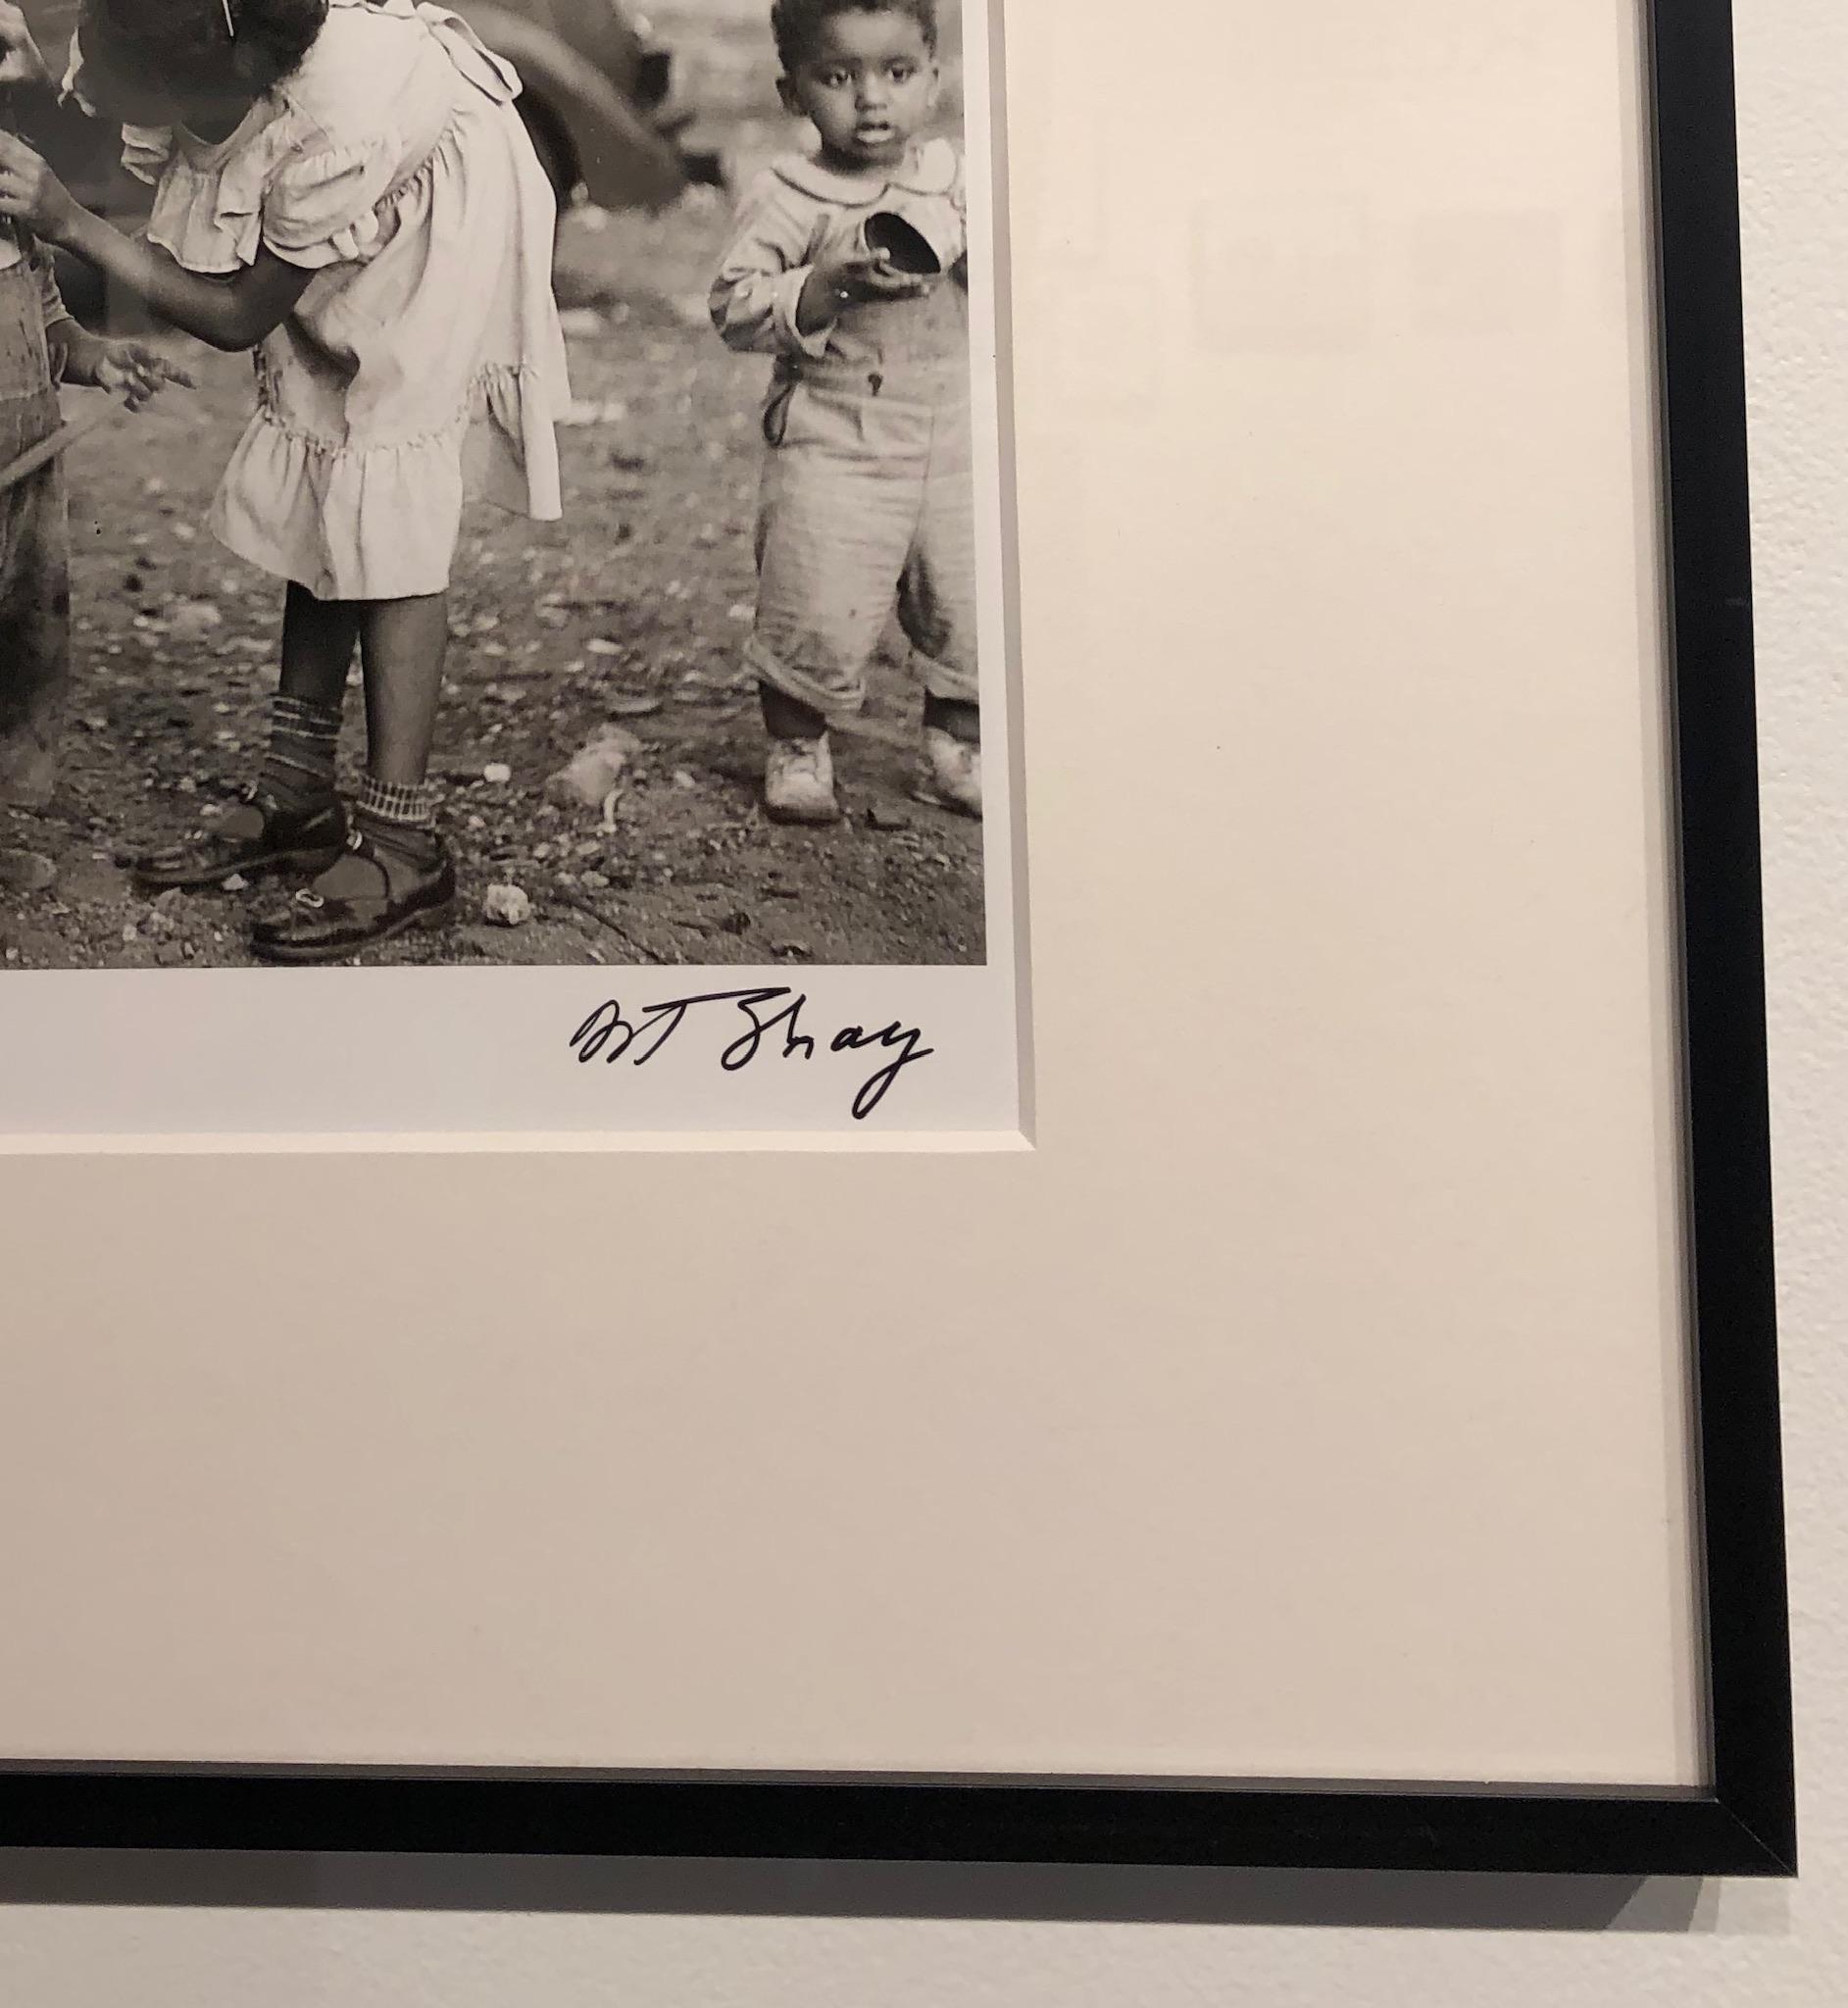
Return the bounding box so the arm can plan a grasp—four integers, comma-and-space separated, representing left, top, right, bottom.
127, 583, 355, 889
749, 393, 922, 821
0, 456, 69, 812
760, 684, 827, 743
922, 692, 979, 747
0, 341, 70, 814
359, 593, 450, 786
0, 440, 68, 882
353, 591, 448, 850
757, 683, 832, 819
900, 401, 981, 816
0, 263, 69, 814
261, 582, 360, 809
248, 593, 455, 963
280, 581, 362, 709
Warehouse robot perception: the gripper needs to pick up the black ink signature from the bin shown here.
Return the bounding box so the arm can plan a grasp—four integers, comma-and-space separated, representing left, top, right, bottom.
569, 988, 935, 1121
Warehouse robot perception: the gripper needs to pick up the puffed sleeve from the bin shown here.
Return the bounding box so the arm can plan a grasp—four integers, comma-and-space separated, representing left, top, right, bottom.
260, 138, 396, 270
121, 125, 176, 188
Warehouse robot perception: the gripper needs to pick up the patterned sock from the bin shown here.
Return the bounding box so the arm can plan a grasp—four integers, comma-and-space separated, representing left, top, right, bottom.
355, 774, 441, 861
259, 695, 343, 809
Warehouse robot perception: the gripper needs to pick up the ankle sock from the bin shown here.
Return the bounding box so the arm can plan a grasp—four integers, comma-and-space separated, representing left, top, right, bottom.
260, 695, 343, 808
356, 774, 441, 860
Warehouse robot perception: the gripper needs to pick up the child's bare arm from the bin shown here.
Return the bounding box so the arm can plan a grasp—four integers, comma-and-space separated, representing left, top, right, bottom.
49, 321, 193, 407
56, 217, 311, 353
0, 133, 314, 351
29, 248, 193, 407
46, 320, 109, 384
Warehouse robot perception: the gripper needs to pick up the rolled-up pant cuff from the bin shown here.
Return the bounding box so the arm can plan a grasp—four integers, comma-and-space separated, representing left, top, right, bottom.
917, 648, 978, 706
746, 634, 866, 720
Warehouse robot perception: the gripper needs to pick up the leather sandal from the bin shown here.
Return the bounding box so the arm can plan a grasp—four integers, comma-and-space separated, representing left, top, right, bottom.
126, 784, 348, 893
250, 823, 457, 965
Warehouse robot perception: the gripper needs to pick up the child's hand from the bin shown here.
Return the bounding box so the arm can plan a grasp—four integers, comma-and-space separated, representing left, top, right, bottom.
95, 342, 195, 411
0, 131, 75, 244
813, 248, 935, 310
0, 3, 49, 88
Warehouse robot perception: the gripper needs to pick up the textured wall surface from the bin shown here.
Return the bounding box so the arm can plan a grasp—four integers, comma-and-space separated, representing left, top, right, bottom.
1, 2, 1842, 2001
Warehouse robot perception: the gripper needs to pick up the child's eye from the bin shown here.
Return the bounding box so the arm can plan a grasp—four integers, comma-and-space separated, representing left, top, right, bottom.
889, 63, 916, 81
818, 68, 850, 88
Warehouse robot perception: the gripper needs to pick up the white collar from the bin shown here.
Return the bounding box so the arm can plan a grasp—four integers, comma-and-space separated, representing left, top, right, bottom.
772, 136, 958, 204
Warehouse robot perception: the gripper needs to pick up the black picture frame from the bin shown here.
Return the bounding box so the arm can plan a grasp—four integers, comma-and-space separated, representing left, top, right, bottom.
0, 0, 1793, 1878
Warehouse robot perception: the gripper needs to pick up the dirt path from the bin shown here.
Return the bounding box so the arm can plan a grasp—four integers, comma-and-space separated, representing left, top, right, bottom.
0, 47, 984, 972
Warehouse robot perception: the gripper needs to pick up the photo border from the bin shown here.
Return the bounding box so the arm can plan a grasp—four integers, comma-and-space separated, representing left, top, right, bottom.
0, 0, 1794, 1877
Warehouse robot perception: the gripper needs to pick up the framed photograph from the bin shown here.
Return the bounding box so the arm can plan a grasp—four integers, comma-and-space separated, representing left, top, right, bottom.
0, 0, 1793, 1877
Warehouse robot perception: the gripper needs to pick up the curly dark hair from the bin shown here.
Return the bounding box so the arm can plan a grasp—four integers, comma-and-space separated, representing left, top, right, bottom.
771, 0, 937, 71
79, 0, 326, 109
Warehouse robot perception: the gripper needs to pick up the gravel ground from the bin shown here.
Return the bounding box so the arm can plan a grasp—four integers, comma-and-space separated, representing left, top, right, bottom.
0, 6, 983, 971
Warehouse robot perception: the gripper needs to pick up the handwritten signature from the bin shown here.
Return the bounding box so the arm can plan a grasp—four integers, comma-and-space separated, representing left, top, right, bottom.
569, 987, 934, 1122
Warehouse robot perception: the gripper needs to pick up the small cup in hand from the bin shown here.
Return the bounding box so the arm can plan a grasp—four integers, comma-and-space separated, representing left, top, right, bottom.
863, 211, 945, 277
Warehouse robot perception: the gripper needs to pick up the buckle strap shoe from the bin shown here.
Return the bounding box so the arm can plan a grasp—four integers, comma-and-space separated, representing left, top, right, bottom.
126, 784, 347, 893
250, 823, 456, 965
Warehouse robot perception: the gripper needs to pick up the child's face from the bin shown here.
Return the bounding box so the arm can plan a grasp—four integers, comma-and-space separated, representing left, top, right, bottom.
780, 10, 939, 172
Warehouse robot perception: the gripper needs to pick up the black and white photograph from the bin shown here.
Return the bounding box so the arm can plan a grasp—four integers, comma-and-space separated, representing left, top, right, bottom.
0, 0, 1022, 1135
0, 0, 1000, 970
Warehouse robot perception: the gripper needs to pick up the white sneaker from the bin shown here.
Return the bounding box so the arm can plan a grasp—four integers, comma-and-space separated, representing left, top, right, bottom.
919, 727, 981, 819
765, 734, 840, 824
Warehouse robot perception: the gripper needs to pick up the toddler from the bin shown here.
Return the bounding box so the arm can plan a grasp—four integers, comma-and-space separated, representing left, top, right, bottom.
0, 0, 570, 960
711, 0, 979, 824
0, 1, 183, 877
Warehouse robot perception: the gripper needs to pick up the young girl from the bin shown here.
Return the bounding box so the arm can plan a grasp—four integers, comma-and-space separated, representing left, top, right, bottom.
0, 2, 186, 881
0, 0, 571, 960
711, 0, 979, 826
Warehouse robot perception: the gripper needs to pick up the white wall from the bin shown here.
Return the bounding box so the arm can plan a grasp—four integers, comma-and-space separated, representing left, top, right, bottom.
2, 1, 1843, 2000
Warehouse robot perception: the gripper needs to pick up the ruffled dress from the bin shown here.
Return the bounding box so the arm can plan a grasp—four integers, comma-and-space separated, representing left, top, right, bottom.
82, 0, 571, 600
